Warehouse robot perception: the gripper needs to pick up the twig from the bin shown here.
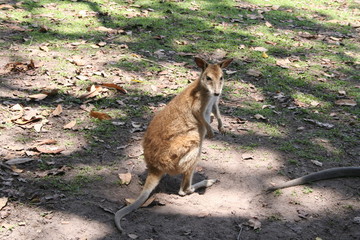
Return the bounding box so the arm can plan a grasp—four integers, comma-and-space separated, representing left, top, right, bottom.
237, 224, 243, 240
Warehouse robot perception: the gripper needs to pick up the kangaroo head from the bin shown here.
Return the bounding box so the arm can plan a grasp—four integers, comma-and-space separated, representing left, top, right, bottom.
195, 57, 233, 96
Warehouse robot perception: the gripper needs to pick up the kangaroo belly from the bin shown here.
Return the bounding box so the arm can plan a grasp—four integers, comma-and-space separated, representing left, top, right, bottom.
143, 130, 200, 175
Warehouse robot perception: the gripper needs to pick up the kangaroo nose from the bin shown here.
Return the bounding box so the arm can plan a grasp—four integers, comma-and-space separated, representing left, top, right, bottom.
214, 93, 220, 96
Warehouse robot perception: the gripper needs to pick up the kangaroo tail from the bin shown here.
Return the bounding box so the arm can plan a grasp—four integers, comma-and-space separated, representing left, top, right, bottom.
267, 167, 360, 192
114, 171, 163, 232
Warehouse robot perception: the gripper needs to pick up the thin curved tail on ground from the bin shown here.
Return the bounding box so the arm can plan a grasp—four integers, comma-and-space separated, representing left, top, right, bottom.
267, 167, 360, 191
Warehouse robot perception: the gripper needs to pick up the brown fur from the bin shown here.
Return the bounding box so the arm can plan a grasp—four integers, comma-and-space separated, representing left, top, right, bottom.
114, 57, 233, 232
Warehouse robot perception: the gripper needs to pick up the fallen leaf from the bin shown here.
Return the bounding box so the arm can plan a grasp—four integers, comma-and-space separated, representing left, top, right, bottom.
6, 158, 35, 165
11, 165, 24, 173
247, 69, 262, 77
79, 85, 102, 99
245, 217, 261, 230
13, 117, 42, 125
253, 47, 268, 52
276, 58, 291, 68
265, 41, 277, 46
303, 118, 334, 129
42, 88, 58, 96
36, 146, 65, 154
127, 233, 139, 239
63, 120, 76, 129
97, 41, 107, 47
39, 45, 49, 52
118, 172, 132, 185
334, 99, 357, 106
153, 35, 166, 40
131, 122, 142, 128
262, 52, 269, 58
28, 93, 48, 101
0, 197, 8, 211
225, 70, 237, 75
254, 114, 267, 121
11, 104, 24, 111
34, 123, 43, 132
35, 139, 57, 146
52, 104, 63, 116
338, 90, 346, 96
311, 160, 323, 167
89, 111, 112, 120
0, 4, 14, 10
265, 21, 273, 28
71, 55, 86, 66
100, 83, 127, 94
125, 197, 155, 207
242, 153, 254, 160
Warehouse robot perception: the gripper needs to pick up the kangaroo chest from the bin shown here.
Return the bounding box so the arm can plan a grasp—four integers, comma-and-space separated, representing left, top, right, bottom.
204, 96, 218, 123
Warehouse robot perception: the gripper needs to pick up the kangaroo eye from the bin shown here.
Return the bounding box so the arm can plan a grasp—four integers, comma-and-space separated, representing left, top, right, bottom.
206, 76, 212, 81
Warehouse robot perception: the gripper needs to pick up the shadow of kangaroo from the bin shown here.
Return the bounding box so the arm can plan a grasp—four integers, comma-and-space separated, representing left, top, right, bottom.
114, 57, 233, 232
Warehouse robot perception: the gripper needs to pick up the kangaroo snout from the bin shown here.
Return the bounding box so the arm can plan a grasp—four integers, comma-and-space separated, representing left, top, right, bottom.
214, 93, 220, 96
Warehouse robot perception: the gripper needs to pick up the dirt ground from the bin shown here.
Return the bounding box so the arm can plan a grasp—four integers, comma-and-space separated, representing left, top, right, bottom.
1, 27, 360, 240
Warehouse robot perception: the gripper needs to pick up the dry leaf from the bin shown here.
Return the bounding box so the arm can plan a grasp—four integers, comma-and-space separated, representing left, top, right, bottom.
303, 118, 334, 129
311, 160, 323, 167
42, 88, 58, 96
262, 52, 269, 58
246, 217, 262, 230
254, 114, 267, 121
247, 69, 262, 77
35, 139, 57, 146
265, 40, 277, 46
63, 120, 76, 129
265, 21, 273, 28
276, 58, 291, 68
125, 197, 155, 207
118, 172, 132, 185
253, 47, 268, 52
242, 153, 254, 160
334, 99, 357, 106
127, 233, 139, 239
28, 93, 48, 101
71, 55, 86, 66
0, 197, 8, 211
13, 117, 42, 125
79, 85, 102, 99
34, 123, 43, 132
36, 146, 65, 154
39, 45, 49, 52
89, 111, 112, 120
6, 158, 35, 165
100, 83, 127, 94
97, 41, 107, 47
11, 165, 24, 173
52, 104, 63, 116
11, 104, 24, 111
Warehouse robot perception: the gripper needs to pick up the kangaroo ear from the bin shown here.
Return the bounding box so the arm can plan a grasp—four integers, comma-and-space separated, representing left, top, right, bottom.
219, 58, 233, 69
194, 57, 208, 70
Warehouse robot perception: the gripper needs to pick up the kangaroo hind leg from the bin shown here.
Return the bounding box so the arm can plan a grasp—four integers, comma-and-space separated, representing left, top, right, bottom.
179, 167, 217, 196
179, 151, 216, 196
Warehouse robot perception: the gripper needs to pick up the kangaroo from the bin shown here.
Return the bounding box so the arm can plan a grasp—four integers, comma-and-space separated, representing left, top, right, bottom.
114, 57, 233, 232
267, 167, 360, 191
